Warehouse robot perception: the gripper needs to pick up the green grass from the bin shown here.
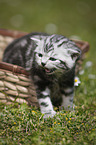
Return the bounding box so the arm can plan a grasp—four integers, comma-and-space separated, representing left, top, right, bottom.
0, 96, 96, 145
0, 0, 96, 144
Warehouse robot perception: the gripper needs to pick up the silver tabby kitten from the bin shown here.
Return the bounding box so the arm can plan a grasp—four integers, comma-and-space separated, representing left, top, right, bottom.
3, 32, 81, 118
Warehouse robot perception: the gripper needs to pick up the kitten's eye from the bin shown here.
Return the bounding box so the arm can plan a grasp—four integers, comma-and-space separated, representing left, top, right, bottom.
38, 53, 43, 57
49, 57, 57, 61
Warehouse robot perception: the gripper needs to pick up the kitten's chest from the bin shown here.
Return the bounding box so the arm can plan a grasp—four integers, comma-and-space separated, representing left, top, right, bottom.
50, 81, 62, 107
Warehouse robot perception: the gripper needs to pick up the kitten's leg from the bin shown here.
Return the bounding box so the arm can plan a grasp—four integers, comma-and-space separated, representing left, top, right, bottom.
61, 87, 74, 110
37, 87, 56, 118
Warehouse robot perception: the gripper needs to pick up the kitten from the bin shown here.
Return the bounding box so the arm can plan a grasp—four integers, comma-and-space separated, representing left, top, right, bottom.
3, 32, 81, 118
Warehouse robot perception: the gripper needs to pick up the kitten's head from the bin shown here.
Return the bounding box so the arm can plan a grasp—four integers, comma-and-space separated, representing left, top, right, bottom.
31, 34, 81, 75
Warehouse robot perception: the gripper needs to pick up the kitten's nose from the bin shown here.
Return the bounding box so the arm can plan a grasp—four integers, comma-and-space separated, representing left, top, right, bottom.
41, 62, 46, 67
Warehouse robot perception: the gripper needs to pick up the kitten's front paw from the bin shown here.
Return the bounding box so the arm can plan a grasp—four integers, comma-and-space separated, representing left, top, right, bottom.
60, 104, 76, 111
43, 111, 56, 119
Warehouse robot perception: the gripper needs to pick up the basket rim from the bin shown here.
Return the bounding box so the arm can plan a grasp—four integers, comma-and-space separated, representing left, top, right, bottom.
0, 28, 27, 38
0, 62, 29, 76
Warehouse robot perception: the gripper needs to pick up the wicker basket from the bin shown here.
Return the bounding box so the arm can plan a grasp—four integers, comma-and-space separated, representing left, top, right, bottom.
0, 29, 89, 106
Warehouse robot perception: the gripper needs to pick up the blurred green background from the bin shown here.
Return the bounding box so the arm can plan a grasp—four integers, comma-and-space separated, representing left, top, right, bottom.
0, 0, 96, 64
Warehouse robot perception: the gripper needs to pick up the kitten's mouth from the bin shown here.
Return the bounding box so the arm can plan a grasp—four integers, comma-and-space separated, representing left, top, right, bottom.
44, 68, 55, 74
45, 68, 51, 73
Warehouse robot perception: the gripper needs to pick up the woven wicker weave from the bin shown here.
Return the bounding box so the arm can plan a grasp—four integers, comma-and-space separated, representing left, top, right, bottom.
0, 29, 89, 106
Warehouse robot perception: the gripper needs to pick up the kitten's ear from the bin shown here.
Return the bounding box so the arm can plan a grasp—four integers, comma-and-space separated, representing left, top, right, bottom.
30, 36, 41, 44
70, 48, 81, 61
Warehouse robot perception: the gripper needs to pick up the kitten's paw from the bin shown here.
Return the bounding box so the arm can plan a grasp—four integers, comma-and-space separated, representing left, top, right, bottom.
60, 104, 76, 111
43, 111, 56, 119
72, 104, 76, 110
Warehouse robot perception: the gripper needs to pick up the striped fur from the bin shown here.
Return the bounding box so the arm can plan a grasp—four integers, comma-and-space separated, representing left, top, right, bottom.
3, 32, 81, 118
